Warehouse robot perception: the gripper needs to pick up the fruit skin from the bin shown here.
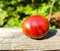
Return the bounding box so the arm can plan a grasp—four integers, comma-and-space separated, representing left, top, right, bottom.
22, 15, 49, 39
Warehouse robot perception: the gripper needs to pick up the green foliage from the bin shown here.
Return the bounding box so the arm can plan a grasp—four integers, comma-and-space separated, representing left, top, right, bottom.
0, 0, 59, 29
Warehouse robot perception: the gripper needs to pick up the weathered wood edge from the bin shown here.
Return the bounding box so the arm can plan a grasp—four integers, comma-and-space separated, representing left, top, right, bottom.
0, 28, 60, 50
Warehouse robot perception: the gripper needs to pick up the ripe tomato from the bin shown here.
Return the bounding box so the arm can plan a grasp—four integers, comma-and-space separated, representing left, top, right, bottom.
22, 15, 49, 39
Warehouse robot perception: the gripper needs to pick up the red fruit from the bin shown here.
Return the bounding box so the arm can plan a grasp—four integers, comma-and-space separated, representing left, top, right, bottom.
22, 15, 49, 39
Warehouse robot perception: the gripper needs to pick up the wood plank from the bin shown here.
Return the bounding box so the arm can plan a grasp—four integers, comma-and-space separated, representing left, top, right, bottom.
0, 28, 60, 50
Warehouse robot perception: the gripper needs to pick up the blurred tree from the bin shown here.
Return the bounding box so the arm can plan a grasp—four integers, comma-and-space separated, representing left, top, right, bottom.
0, 0, 59, 29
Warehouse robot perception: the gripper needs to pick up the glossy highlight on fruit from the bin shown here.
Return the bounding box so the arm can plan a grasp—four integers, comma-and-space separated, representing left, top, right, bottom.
22, 15, 49, 39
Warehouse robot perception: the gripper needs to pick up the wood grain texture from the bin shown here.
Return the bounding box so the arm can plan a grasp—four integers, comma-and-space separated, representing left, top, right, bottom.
0, 28, 60, 50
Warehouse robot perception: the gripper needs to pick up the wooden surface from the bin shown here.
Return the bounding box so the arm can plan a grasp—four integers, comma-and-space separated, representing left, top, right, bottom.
0, 28, 60, 50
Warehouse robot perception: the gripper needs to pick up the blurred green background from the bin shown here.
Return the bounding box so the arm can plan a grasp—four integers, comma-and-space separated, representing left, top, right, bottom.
0, 0, 60, 29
